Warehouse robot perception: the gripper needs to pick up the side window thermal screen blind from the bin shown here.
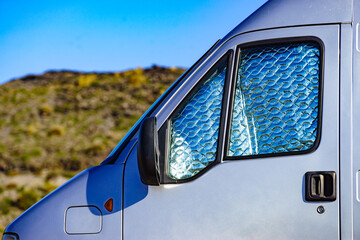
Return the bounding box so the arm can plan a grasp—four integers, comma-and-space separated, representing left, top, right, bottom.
228, 42, 320, 157
168, 56, 228, 180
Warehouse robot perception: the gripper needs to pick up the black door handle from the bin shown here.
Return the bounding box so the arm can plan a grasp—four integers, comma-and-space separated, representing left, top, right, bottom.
305, 171, 336, 201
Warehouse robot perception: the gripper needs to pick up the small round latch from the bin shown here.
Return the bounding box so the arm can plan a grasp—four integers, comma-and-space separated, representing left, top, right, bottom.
317, 205, 325, 214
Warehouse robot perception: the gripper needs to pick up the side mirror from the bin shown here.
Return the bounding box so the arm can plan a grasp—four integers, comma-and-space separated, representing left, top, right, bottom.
137, 116, 160, 185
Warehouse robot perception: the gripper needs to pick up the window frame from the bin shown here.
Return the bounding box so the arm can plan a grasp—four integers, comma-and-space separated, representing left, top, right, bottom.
158, 50, 234, 183
224, 37, 324, 161
102, 40, 221, 165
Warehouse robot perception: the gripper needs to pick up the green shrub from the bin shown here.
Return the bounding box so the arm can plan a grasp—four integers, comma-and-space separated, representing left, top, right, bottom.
25, 124, 38, 135
45, 171, 59, 181
62, 171, 76, 179
21, 148, 43, 163
77, 74, 97, 87
38, 103, 54, 116
16, 186, 24, 193
30, 87, 48, 96
15, 189, 40, 210
38, 182, 58, 197
123, 68, 147, 86
60, 157, 81, 171
48, 125, 65, 137
29, 148, 42, 157
6, 183, 17, 190
85, 142, 105, 156
5, 171, 19, 177
0, 197, 12, 215
113, 72, 121, 79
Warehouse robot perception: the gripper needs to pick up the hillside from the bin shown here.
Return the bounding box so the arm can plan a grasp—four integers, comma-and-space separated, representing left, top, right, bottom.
0, 66, 185, 231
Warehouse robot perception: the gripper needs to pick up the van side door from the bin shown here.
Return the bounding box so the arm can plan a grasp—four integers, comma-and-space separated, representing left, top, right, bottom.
123, 24, 340, 239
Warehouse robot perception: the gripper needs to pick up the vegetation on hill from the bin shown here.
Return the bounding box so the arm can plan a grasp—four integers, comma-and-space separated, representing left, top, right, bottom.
0, 66, 185, 232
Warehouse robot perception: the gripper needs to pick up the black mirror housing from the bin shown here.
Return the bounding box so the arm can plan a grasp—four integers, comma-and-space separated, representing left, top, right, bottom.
137, 116, 160, 186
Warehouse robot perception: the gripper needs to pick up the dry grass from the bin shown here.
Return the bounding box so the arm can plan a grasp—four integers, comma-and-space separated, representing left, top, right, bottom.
0, 66, 186, 231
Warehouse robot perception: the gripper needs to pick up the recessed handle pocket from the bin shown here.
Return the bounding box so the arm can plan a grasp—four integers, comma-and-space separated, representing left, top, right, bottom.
305, 171, 336, 202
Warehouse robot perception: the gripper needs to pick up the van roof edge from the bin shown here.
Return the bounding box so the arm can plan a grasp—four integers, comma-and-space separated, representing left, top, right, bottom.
221, 0, 352, 43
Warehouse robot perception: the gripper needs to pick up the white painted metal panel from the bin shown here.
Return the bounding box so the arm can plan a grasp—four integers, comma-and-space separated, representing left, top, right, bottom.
124, 25, 340, 240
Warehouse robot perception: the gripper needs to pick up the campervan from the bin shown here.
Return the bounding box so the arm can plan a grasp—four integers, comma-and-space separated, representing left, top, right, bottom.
3, 0, 357, 239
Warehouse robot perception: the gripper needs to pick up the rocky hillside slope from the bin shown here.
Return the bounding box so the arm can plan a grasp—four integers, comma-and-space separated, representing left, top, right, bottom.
0, 66, 185, 232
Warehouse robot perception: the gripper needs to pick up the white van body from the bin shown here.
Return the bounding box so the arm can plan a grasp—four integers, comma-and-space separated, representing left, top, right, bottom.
3, 0, 359, 239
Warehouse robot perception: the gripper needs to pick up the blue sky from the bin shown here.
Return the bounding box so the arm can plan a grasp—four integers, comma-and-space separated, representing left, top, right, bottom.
0, 0, 267, 84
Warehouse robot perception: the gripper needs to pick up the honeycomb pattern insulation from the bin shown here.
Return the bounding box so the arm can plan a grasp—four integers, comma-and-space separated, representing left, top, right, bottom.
228, 43, 320, 156
168, 63, 227, 180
